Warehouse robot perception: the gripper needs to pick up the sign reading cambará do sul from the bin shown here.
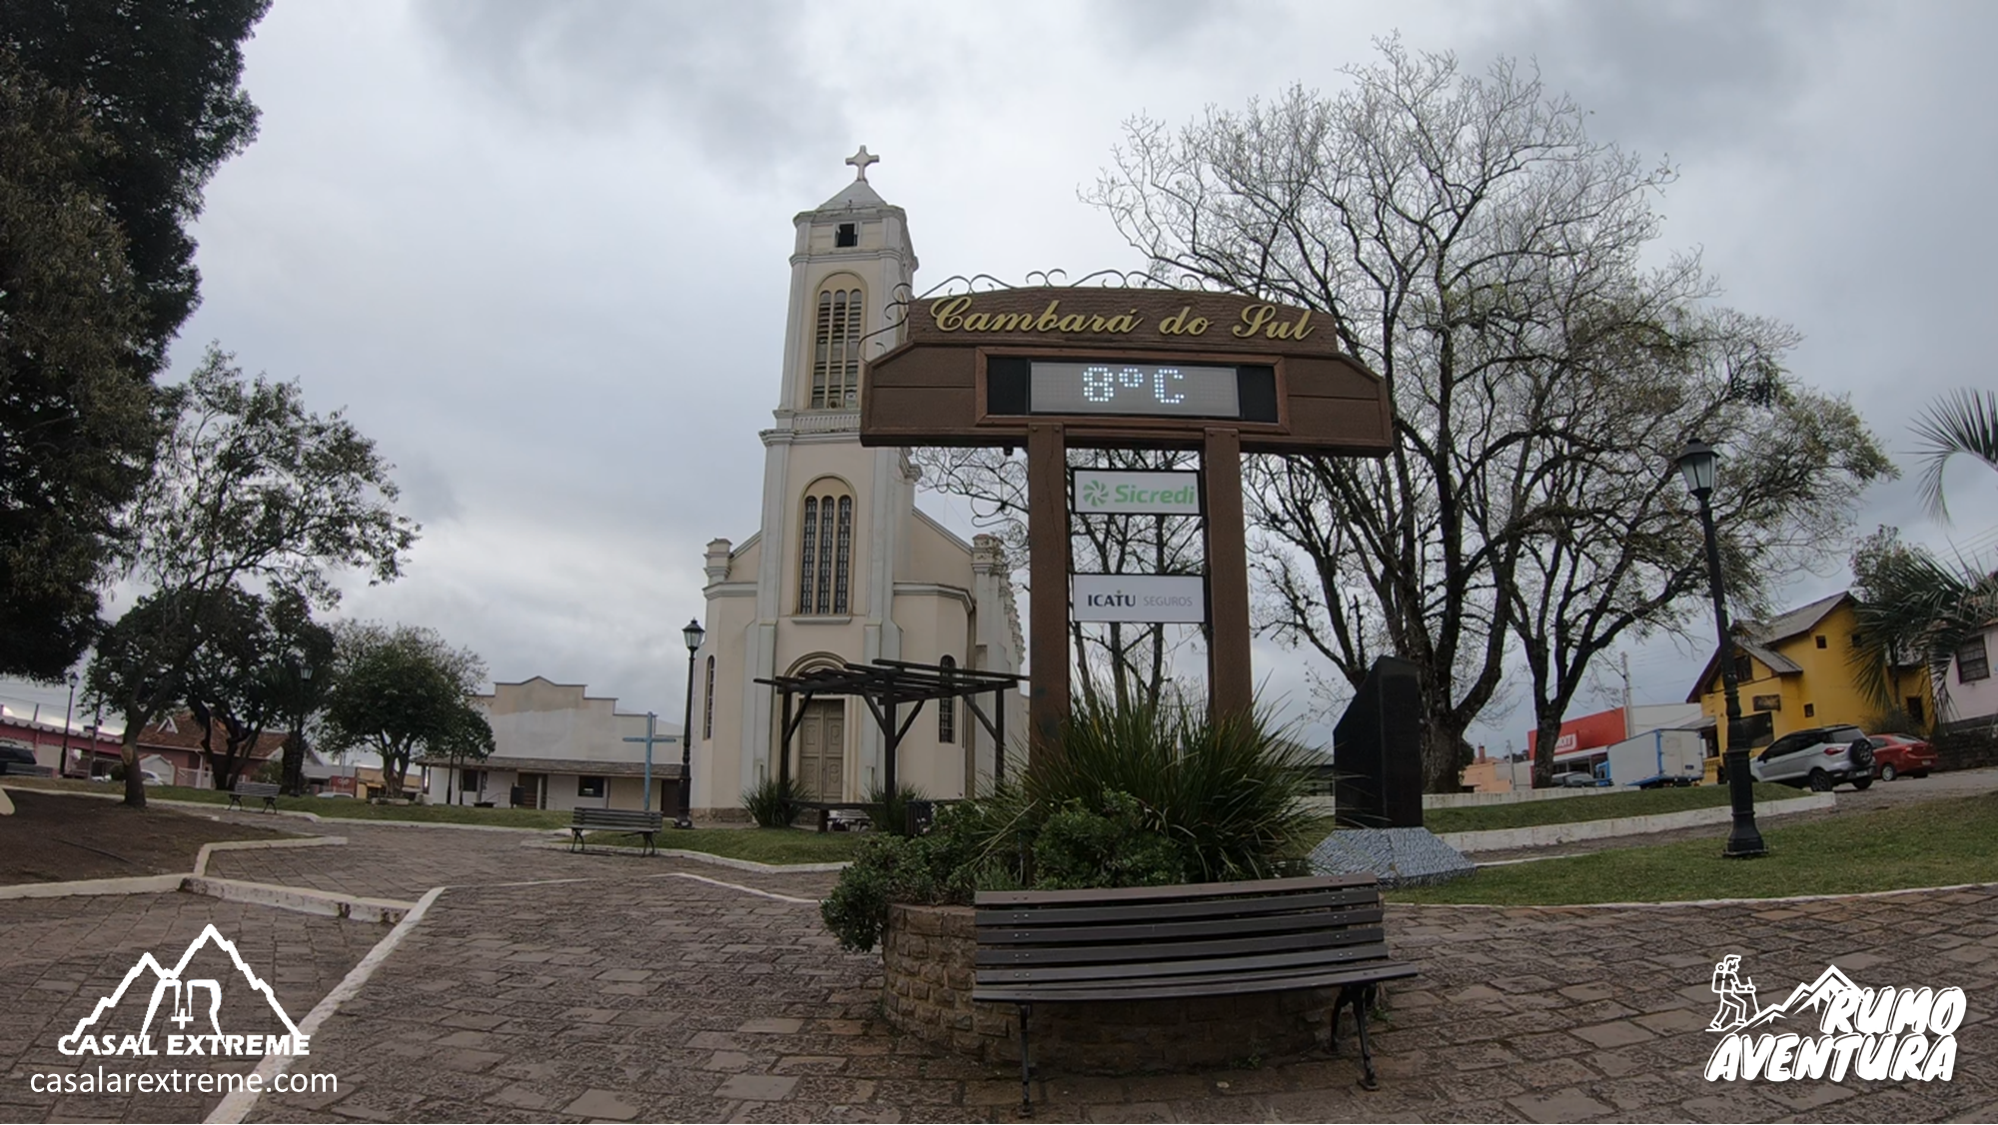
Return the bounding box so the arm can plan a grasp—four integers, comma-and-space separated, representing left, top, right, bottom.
1072, 574, 1206, 624
1073, 470, 1201, 515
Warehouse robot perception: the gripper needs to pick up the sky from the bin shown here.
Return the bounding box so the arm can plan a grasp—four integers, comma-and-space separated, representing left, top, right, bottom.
6, 0, 1997, 754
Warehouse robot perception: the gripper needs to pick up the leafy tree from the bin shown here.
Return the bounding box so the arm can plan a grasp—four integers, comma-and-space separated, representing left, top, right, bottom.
1913, 389, 1998, 521
1086, 43, 1885, 789
0, 52, 160, 679
320, 623, 490, 800
2, 0, 270, 375
182, 586, 332, 791
92, 349, 416, 806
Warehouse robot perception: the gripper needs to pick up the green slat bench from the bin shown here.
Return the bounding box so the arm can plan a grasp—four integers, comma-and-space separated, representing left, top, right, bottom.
569, 807, 665, 855
973, 873, 1416, 1109
227, 781, 281, 813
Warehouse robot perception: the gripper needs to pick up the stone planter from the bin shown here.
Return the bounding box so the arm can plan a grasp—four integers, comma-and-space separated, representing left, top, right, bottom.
881, 903, 1336, 1072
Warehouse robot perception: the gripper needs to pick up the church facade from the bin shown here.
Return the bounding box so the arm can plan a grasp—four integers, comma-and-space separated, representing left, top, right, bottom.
689, 151, 1023, 816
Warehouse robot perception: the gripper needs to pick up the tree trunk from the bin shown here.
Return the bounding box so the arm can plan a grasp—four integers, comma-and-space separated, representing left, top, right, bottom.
1531, 715, 1565, 789
120, 729, 146, 809
281, 730, 306, 796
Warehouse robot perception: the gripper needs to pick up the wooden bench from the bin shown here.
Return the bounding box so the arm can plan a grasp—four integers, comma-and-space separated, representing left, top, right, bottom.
973, 873, 1416, 1108
227, 781, 281, 813
569, 807, 666, 855
791, 800, 874, 834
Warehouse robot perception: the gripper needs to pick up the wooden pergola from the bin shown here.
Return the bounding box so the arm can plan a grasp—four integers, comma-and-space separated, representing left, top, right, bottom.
756, 658, 1025, 797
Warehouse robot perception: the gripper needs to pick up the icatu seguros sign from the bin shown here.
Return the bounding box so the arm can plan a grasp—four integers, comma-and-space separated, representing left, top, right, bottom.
1072, 469, 1202, 515
1072, 574, 1207, 623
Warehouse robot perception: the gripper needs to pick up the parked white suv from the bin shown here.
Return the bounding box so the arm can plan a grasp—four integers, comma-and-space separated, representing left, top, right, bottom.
1748, 725, 1876, 792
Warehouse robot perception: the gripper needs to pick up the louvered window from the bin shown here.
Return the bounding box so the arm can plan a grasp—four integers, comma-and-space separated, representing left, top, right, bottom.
702, 656, 716, 739
799, 487, 854, 615
811, 287, 863, 409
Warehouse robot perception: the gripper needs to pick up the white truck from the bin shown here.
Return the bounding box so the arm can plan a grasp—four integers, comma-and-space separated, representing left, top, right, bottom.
1595, 729, 1707, 788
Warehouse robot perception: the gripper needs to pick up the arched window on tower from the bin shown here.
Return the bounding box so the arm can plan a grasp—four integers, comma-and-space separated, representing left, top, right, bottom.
798, 483, 855, 615
938, 655, 957, 744
811, 284, 863, 409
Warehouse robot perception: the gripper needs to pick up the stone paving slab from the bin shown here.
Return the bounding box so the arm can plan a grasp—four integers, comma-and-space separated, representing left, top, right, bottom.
198, 818, 840, 903
0, 892, 386, 1123
248, 866, 1998, 1123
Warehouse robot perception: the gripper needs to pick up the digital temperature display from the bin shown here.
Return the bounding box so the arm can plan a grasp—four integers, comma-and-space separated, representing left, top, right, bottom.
983, 357, 1278, 422
1029, 362, 1240, 417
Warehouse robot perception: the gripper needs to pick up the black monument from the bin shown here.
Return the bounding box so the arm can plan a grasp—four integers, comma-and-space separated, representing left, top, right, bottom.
1332, 656, 1425, 829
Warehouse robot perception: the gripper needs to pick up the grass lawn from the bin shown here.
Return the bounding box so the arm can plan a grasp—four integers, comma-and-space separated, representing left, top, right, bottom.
1395, 791, 1998, 905
6, 779, 859, 865
584, 827, 860, 865
1424, 782, 1803, 834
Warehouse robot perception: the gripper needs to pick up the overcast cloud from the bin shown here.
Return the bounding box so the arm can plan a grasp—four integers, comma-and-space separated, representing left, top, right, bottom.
6, 0, 1994, 754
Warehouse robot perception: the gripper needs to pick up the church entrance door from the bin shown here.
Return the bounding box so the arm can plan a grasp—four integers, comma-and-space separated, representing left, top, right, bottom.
796, 700, 846, 800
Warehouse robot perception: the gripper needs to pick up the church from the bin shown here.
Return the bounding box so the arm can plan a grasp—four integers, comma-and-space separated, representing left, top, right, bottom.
688, 150, 1024, 817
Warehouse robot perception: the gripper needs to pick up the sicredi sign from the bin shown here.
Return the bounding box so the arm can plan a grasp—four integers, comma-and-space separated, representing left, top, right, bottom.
1072, 574, 1206, 623
1073, 470, 1202, 515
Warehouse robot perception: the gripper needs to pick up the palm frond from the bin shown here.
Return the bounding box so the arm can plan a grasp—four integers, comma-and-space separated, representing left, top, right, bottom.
1913, 389, 1998, 521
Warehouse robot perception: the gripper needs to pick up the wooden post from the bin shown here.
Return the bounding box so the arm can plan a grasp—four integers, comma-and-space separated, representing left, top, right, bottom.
1027, 422, 1070, 765
778, 689, 792, 792
1203, 427, 1253, 719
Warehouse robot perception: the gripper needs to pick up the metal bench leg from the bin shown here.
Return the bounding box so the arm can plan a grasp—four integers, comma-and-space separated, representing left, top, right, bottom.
1354, 983, 1379, 1091
263, 796, 276, 813
1017, 1003, 1033, 1113
570, 829, 584, 854
228, 795, 242, 811
642, 831, 656, 857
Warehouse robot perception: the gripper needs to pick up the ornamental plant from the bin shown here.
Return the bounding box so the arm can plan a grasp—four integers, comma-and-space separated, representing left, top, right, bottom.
819, 693, 1319, 952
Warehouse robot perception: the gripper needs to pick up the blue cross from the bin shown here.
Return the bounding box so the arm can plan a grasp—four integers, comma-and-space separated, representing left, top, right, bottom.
622, 712, 674, 811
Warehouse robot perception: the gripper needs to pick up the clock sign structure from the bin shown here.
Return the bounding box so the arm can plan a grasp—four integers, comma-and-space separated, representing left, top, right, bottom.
861, 285, 1391, 761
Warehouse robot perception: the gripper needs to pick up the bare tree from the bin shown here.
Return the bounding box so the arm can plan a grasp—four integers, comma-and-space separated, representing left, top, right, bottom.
1088, 42, 1887, 789
914, 445, 1203, 711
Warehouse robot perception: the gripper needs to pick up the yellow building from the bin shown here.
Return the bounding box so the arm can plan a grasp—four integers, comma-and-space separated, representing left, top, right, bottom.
1686, 591, 1935, 745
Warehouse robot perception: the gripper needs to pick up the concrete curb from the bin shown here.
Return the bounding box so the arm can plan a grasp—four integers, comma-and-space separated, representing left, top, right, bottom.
1436, 793, 1834, 853
179, 875, 413, 924
207, 885, 448, 1125
0, 784, 14, 815
1398, 879, 1998, 912
521, 839, 850, 874
0, 873, 184, 899
193, 835, 346, 877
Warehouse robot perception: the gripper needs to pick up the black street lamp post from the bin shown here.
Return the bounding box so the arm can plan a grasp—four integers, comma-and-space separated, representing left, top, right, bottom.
61, 671, 77, 779
677, 618, 705, 830
1678, 439, 1767, 859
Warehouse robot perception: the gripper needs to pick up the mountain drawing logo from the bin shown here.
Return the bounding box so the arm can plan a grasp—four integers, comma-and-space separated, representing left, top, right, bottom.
58, 923, 307, 1056
1703, 955, 1964, 1084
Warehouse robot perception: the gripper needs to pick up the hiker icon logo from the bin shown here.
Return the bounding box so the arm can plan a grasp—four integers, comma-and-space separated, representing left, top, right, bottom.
1703, 956, 1962, 1083
56, 924, 309, 1059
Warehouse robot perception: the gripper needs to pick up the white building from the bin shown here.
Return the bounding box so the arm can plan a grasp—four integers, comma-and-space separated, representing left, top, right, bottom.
690, 150, 1023, 817
426, 677, 681, 812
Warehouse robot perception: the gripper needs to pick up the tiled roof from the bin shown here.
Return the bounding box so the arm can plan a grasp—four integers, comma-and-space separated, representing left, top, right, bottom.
137, 713, 288, 758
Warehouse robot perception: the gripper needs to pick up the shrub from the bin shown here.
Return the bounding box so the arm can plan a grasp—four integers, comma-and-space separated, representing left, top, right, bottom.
253, 760, 284, 785
819, 694, 1318, 952
1031, 791, 1189, 890
864, 781, 929, 838
742, 775, 801, 828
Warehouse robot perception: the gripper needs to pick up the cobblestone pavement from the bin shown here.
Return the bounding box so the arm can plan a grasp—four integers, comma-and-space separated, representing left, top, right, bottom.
12, 806, 1998, 1123
0, 893, 386, 1123
246, 864, 1998, 1124
198, 819, 840, 902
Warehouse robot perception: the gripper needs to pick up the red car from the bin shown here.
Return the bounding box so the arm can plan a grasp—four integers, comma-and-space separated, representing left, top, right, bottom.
1867, 734, 1939, 781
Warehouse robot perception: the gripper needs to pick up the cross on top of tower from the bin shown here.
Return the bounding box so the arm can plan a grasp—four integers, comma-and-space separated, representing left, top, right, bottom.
845, 145, 879, 182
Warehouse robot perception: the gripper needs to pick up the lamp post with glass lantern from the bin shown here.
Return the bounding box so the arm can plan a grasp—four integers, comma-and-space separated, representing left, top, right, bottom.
1678, 439, 1767, 858
677, 619, 705, 830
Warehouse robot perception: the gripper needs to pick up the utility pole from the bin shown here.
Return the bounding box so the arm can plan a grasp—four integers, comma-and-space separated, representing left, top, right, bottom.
1621, 651, 1634, 737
